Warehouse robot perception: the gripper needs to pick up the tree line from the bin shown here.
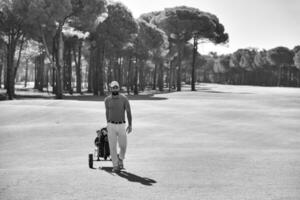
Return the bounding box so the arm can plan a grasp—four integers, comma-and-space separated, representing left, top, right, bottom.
206, 46, 300, 87
0, 0, 228, 99
1, 1, 299, 100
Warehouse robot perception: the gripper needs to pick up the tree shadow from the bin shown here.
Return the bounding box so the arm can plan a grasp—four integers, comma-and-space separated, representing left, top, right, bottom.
0, 92, 168, 101
15, 94, 55, 99
63, 94, 168, 101
197, 87, 252, 94
100, 167, 157, 186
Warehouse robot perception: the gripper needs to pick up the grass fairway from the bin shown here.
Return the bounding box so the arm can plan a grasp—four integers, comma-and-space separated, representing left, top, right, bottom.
0, 84, 300, 200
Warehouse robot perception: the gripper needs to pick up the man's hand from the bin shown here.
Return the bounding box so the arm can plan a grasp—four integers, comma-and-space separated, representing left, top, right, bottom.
126, 125, 132, 134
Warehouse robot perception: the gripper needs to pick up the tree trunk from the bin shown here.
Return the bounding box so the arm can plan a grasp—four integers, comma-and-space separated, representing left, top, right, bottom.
158, 62, 164, 91
277, 65, 282, 86
288, 66, 292, 87
14, 36, 25, 79
107, 57, 112, 85
52, 37, 56, 94
92, 47, 99, 96
127, 56, 132, 94
88, 47, 94, 93
64, 45, 72, 94
1, 53, 7, 89
298, 70, 300, 87
63, 49, 67, 91
75, 40, 82, 93
93, 42, 105, 96
37, 56, 42, 90
113, 58, 119, 87
63, 44, 68, 92
176, 48, 182, 91
38, 54, 45, 92
45, 66, 50, 93
40, 28, 57, 94
6, 37, 17, 100
0, 64, 2, 89
67, 47, 72, 94
152, 63, 157, 90
168, 60, 173, 92
254, 70, 258, 85
242, 70, 246, 85
134, 57, 139, 95
139, 60, 145, 91
191, 37, 198, 91
119, 59, 123, 89
99, 44, 105, 96
0, 55, 3, 89
24, 59, 29, 88
55, 31, 64, 99
52, 68, 56, 94
172, 62, 176, 89
3, 54, 7, 89
34, 57, 38, 89
117, 57, 122, 89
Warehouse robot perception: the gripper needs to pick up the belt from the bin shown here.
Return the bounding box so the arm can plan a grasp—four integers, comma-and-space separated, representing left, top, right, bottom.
109, 121, 126, 124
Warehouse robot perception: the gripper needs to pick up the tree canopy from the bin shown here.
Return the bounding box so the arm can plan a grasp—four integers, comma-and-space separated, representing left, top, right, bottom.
2, 1, 300, 100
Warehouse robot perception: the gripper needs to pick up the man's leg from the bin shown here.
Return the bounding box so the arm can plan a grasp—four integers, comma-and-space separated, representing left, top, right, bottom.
117, 124, 127, 160
107, 123, 118, 167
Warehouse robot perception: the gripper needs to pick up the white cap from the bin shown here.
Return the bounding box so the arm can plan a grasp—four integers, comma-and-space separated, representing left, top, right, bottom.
110, 81, 119, 87
110, 81, 120, 89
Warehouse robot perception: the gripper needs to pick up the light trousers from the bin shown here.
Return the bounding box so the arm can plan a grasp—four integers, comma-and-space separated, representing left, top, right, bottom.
107, 123, 127, 167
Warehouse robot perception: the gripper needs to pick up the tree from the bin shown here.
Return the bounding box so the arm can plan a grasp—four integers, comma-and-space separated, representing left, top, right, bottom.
201, 56, 214, 82
229, 49, 244, 84
165, 43, 178, 91
34, 52, 46, 91
254, 50, 273, 85
21, 40, 40, 88
0, 0, 27, 99
239, 49, 256, 84
0, 37, 5, 88
185, 9, 228, 90
136, 20, 169, 91
91, 2, 137, 95
213, 55, 230, 83
148, 7, 194, 91
181, 43, 194, 83
195, 53, 207, 83
63, 36, 74, 94
21, 0, 107, 98
267, 47, 294, 86
293, 45, 300, 53
18, 0, 72, 98
74, 38, 83, 93
294, 51, 300, 87
146, 6, 228, 91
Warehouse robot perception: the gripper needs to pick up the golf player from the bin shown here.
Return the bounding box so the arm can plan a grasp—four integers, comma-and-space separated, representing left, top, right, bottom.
104, 81, 132, 172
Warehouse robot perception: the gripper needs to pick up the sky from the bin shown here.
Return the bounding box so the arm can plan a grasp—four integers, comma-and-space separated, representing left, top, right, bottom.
118, 0, 300, 55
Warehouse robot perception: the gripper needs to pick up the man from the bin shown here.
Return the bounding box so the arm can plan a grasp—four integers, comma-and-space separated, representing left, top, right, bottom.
104, 81, 132, 172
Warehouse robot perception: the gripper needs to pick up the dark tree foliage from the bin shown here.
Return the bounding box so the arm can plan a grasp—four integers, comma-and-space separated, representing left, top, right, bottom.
267, 47, 294, 86
88, 2, 137, 95
141, 6, 228, 91
0, 0, 27, 99
4, 1, 300, 101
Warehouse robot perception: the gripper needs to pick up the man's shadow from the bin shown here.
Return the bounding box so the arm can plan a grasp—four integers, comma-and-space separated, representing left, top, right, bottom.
100, 167, 156, 186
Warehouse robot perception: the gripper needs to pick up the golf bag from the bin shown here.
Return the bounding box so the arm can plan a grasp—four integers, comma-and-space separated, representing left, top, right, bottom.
94, 127, 110, 160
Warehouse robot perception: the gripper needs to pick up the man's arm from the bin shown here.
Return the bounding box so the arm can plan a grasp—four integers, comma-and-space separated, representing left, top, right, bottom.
125, 98, 132, 133
104, 98, 109, 123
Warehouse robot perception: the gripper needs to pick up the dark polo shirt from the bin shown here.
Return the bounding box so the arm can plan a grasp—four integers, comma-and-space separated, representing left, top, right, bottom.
104, 94, 131, 123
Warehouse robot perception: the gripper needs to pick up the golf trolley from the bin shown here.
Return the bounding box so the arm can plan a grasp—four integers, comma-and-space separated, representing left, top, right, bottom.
88, 127, 111, 168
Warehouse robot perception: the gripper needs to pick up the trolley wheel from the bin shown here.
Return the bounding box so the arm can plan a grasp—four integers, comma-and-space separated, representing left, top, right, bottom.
89, 154, 93, 168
